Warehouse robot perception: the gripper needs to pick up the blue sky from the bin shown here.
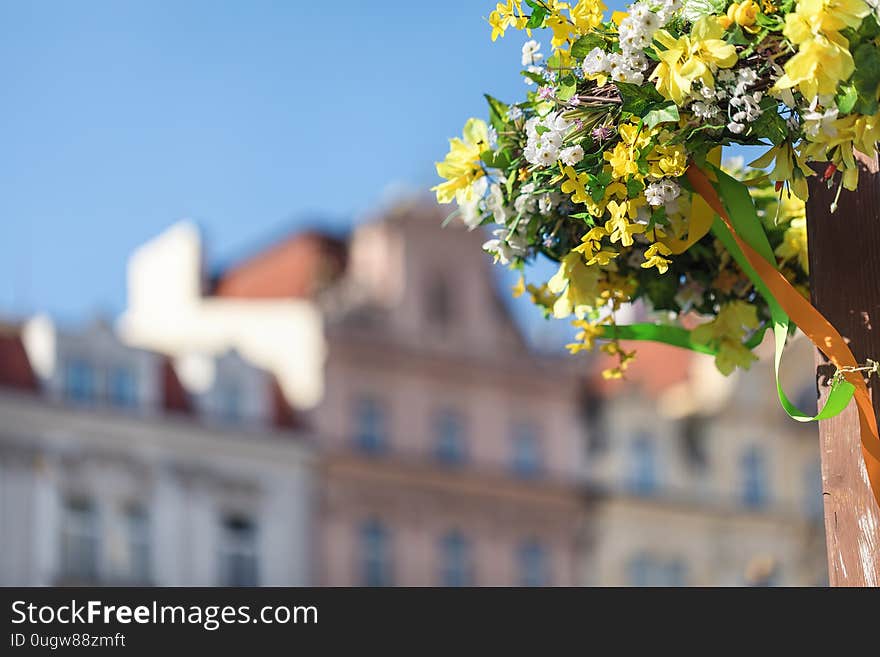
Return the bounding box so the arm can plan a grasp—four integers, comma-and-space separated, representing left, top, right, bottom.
0, 0, 627, 323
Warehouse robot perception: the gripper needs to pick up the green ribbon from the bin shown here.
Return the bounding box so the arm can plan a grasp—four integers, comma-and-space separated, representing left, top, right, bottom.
596, 167, 853, 422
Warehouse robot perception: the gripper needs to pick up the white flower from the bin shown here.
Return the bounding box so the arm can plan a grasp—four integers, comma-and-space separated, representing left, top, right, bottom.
691, 101, 719, 119
645, 183, 666, 206
548, 113, 572, 133
538, 193, 555, 215
485, 184, 508, 223
507, 106, 524, 121
459, 200, 483, 229
802, 105, 839, 139
581, 47, 608, 76
536, 145, 559, 166
521, 40, 543, 67
483, 226, 528, 265
525, 116, 541, 138
560, 145, 585, 166
727, 121, 745, 134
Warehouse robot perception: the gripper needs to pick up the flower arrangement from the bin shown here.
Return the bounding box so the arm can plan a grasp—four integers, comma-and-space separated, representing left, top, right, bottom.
432, 0, 880, 382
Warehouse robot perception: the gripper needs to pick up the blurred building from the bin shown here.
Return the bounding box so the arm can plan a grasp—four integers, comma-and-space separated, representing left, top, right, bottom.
0, 319, 313, 586
120, 203, 592, 586
581, 336, 826, 586
1, 199, 827, 586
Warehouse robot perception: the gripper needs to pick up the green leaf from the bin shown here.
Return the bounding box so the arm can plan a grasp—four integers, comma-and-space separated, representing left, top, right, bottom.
570, 33, 606, 60
836, 84, 858, 114
681, 0, 727, 23
615, 82, 665, 116
725, 25, 751, 46
526, 7, 547, 28
626, 178, 644, 198
521, 70, 546, 86
481, 149, 511, 170
643, 103, 680, 129
749, 101, 787, 145
556, 74, 577, 102
852, 42, 880, 115
484, 94, 509, 133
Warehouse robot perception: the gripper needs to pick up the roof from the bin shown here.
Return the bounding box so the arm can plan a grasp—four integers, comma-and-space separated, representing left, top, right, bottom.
212, 231, 347, 299
0, 324, 38, 392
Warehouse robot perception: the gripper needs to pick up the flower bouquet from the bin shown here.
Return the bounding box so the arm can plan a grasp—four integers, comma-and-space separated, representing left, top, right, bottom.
433, 0, 880, 500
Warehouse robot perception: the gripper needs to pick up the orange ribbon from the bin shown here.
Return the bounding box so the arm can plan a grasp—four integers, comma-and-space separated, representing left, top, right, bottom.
687, 165, 880, 511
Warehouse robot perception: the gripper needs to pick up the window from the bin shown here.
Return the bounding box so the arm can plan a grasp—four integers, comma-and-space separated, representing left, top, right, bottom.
742, 446, 770, 509
511, 423, 543, 477
108, 366, 138, 408
218, 515, 259, 586
124, 505, 151, 583
629, 433, 658, 495
216, 383, 242, 424
64, 359, 96, 403
804, 460, 824, 520
426, 276, 452, 327
680, 415, 708, 470
60, 497, 99, 581
433, 410, 467, 465
439, 531, 473, 586
627, 554, 687, 587
579, 392, 608, 456
359, 519, 392, 587
353, 398, 388, 454
517, 540, 549, 587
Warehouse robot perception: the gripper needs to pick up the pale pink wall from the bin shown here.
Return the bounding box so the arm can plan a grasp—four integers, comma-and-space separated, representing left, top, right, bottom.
312, 203, 588, 586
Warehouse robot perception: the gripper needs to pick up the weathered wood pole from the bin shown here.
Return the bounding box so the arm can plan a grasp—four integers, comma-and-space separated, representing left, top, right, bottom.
806, 153, 880, 586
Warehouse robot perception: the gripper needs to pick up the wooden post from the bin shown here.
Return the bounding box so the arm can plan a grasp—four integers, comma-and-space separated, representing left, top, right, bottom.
806, 154, 880, 586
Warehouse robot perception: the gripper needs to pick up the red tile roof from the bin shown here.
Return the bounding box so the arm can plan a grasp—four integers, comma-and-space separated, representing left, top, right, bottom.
0, 326, 38, 392
213, 232, 347, 299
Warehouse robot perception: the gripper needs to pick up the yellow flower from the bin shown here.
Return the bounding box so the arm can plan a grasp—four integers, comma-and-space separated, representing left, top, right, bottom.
545, 13, 574, 48
548, 252, 601, 318
650, 17, 737, 105
569, 0, 607, 33
432, 118, 489, 204
774, 0, 870, 98
527, 282, 558, 310
692, 301, 760, 375
648, 143, 688, 179
773, 31, 855, 100
604, 200, 645, 247
775, 216, 809, 274
586, 249, 619, 266
604, 142, 640, 179
512, 274, 526, 298
566, 318, 605, 353
618, 122, 653, 149
720, 1, 760, 31
641, 242, 673, 274
573, 225, 609, 257
802, 112, 880, 191
488, 0, 527, 41
762, 0, 779, 12
749, 141, 814, 200
792, 0, 871, 34
561, 165, 591, 204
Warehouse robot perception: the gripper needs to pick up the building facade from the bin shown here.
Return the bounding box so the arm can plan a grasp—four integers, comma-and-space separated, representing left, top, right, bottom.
0, 320, 313, 587
581, 336, 826, 586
